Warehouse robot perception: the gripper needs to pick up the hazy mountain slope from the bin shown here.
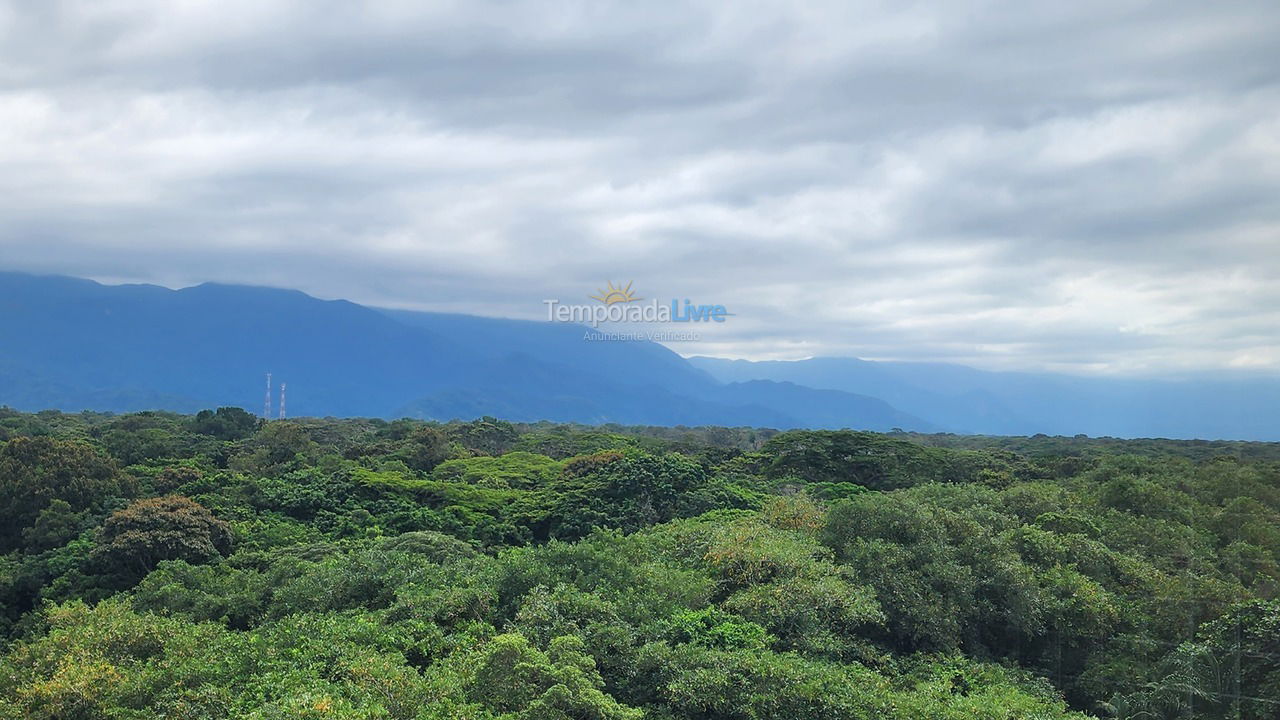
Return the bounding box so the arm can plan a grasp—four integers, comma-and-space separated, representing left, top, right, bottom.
686, 357, 1034, 434
381, 309, 924, 428
689, 355, 1280, 440
0, 273, 471, 416
702, 380, 937, 432
380, 309, 716, 395
0, 272, 928, 431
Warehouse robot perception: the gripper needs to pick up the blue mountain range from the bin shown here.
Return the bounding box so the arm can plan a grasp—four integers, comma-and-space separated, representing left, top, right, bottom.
0, 271, 1274, 440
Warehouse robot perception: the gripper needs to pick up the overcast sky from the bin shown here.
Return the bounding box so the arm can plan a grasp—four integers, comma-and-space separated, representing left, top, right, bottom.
1, 1, 1277, 375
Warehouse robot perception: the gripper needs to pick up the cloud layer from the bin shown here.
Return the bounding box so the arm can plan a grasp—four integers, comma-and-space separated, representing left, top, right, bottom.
2, 1, 1277, 374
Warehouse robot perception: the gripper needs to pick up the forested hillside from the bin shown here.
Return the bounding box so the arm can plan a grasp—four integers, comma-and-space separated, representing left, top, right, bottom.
0, 408, 1277, 718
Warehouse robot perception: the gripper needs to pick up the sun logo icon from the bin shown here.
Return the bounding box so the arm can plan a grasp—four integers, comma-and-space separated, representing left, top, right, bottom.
590, 280, 642, 305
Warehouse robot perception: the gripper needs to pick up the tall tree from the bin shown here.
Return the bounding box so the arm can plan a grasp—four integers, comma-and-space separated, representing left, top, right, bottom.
0, 436, 125, 552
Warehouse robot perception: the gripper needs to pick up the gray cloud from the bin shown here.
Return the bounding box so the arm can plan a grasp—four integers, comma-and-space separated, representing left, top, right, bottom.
1, 0, 1277, 375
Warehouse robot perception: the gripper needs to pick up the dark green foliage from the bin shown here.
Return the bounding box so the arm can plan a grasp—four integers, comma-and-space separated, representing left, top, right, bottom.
0, 436, 126, 552
21, 499, 90, 552
190, 406, 259, 441
379, 530, 477, 562
230, 421, 320, 475
400, 426, 454, 472
761, 430, 1027, 490
452, 416, 519, 455
1114, 600, 1280, 719
537, 451, 714, 539
513, 429, 640, 458
0, 412, 1274, 719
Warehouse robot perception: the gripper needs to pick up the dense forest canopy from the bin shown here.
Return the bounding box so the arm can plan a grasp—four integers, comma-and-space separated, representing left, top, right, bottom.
0, 406, 1277, 719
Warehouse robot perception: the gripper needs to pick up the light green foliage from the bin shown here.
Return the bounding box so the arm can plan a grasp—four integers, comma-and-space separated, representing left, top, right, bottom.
665, 607, 772, 650
0, 599, 436, 720
465, 633, 643, 719
432, 452, 564, 489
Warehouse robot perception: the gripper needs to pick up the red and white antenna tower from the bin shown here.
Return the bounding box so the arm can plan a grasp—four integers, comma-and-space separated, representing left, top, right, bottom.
264, 372, 272, 420
278, 383, 287, 420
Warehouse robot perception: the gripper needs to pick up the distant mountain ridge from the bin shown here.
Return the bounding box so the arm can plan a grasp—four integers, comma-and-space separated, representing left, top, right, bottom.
0, 272, 928, 431
688, 356, 1280, 441
1, 271, 1274, 439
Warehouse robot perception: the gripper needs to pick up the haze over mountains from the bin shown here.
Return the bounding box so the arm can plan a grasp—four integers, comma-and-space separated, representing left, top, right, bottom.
1, 271, 1275, 440
690, 356, 1280, 441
